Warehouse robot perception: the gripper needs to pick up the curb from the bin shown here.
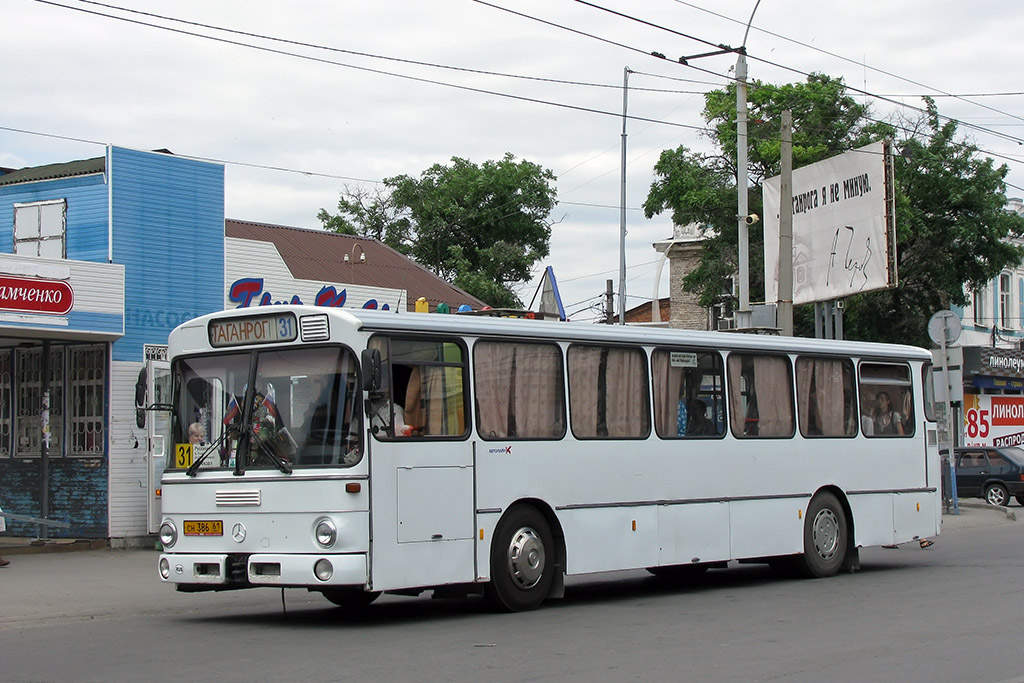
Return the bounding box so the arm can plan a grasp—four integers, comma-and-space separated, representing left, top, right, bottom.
956, 499, 1017, 521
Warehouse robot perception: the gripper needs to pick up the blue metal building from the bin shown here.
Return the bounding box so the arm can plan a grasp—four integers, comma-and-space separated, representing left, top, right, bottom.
0, 146, 224, 540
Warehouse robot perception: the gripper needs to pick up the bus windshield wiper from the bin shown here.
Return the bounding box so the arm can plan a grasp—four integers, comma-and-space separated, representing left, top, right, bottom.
253, 438, 292, 474
185, 430, 230, 477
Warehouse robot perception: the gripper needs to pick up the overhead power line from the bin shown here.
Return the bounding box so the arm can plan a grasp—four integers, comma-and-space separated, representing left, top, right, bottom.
671, 0, 1024, 127
34, 0, 710, 134
60, 0, 705, 96
569, 0, 1024, 148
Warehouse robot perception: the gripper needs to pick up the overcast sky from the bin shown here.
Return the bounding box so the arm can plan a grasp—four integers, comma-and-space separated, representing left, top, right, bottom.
4, 0, 1024, 321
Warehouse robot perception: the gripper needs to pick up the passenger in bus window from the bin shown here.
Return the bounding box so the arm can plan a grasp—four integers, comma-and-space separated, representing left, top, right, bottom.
686, 399, 715, 436
873, 391, 904, 435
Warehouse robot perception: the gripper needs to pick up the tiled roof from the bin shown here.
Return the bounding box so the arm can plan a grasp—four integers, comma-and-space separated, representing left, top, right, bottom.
225, 219, 484, 312
0, 157, 105, 186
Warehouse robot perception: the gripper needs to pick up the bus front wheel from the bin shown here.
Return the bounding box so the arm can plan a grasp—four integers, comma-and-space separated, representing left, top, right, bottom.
321, 588, 381, 610
799, 492, 847, 578
485, 505, 554, 612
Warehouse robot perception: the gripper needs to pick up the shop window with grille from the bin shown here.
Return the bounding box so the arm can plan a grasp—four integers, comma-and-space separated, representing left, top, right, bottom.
69, 345, 106, 456
0, 350, 10, 457
15, 347, 64, 456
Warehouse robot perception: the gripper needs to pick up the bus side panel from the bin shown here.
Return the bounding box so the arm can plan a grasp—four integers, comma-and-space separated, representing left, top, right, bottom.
729, 498, 805, 560
656, 502, 730, 567
848, 494, 896, 548
893, 492, 940, 543
560, 507, 659, 575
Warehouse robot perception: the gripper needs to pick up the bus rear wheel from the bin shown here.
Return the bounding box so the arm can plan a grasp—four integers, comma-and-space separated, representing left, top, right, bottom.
485, 505, 554, 612
799, 492, 847, 578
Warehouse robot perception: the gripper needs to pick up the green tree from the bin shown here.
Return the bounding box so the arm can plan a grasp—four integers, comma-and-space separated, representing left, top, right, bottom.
845, 98, 1024, 344
316, 185, 411, 250
319, 153, 557, 308
643, 74, 1024, 343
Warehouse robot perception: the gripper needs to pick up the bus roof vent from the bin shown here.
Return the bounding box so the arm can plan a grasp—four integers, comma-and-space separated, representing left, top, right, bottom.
300, 314, 330, 342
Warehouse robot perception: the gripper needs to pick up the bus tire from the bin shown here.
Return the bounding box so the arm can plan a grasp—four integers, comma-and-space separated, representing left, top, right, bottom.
321, 588, 381, 609
485, 505, 554, 612
799, 492, 847, 578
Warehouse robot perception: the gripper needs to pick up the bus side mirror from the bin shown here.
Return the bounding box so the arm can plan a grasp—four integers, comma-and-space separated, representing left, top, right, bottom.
135, 367, 148, 429
361, 348, 381, 392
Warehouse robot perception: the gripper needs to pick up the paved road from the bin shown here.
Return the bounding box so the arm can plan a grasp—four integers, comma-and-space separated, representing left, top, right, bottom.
0, 503, 1019, 683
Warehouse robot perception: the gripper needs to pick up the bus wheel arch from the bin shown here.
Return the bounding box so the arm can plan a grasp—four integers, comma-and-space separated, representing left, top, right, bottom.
800, 488, 855, 578
484, 500, 564, 611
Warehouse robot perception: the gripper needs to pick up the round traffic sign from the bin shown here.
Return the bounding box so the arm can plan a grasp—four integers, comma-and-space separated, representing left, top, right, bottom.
928, 310, 962, 345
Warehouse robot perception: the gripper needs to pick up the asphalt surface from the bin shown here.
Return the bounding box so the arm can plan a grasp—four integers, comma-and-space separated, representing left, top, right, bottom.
0, 499, 1015, 628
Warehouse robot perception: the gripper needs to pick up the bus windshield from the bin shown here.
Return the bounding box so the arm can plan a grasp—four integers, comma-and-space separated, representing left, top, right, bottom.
170, 345, 362, 472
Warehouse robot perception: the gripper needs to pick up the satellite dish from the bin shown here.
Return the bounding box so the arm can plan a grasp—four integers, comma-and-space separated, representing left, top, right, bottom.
928, 310, 962, 346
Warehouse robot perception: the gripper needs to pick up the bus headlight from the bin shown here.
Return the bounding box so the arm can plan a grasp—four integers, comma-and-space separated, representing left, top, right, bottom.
159, 557, 171, 579
314, 558, 334, 581
159, 521, 178, 548
315, 518, 337, 548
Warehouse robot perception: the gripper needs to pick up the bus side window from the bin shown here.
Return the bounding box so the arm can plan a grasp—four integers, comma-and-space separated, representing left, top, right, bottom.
859, 362, 914, 438
795, 357, 856, 438
567, 344, 650, 440
728, 353, 794, 438
651, 348, 724, 439
474, 340, 565, 440
373, 337, 468, 439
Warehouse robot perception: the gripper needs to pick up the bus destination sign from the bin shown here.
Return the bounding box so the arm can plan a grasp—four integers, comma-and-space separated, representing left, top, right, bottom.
209, 312, 298, 347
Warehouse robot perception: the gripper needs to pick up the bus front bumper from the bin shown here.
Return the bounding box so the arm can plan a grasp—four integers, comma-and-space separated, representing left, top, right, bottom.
158, 552, 368, 588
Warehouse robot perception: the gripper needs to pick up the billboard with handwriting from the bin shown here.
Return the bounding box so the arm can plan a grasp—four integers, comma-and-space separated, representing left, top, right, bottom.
763, 141, 896, 305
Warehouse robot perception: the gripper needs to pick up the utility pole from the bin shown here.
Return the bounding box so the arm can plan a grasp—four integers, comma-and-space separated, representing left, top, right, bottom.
618, 67, 631, 325
779, 110, 794, 336
605, 279, 615, 324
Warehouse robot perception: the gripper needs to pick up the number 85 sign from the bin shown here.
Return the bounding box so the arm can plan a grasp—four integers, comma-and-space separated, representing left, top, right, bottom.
964, 395, 1024, 446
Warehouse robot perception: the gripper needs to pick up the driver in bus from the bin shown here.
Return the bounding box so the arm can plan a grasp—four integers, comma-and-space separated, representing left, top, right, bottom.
188, 422, 206, 444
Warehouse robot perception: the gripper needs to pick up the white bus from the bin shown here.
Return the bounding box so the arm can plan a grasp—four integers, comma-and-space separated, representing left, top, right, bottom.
156, 305, 941, 611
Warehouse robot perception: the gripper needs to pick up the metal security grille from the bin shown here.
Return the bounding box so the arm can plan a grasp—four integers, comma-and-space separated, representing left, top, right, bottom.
68, 345, 106, 456
15, 347, 64, 456
0, 350, 10, 457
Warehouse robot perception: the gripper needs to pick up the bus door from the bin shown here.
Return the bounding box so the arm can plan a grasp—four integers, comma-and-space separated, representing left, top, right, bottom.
366, 337, 477, 592
145, 358, 172, 534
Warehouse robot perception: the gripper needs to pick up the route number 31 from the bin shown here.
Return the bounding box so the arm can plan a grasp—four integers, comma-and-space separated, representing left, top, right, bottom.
175, 443, 194, 469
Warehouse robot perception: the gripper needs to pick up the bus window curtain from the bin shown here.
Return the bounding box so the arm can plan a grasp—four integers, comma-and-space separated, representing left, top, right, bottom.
652, 351, 686, 438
